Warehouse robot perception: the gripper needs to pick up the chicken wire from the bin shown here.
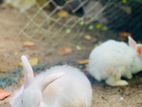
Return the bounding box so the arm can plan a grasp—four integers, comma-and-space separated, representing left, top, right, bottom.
19, 0, 142, 47
19, 0, 87, 48
18, 0, 112, 49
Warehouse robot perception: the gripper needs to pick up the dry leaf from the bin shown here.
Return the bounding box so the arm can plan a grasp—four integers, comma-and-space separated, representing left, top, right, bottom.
19, 57, 38, 66
77, 59, 88, 65
57, 10, 68, 18
29, 57, 38, 66
0, 89, 11, 100
58, 47, 73, 56
23, 41, 36, 49
119, 32, 131, 40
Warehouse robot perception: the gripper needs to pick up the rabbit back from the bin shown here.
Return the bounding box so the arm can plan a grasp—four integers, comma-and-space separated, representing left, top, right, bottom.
35, 65, 92, 107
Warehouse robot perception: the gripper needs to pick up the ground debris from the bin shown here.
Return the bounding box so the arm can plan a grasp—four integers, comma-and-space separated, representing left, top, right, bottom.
119, 32, 131, 41
77, 59, 88, 65
19, 57, 38, 66
58, 47, 73, 56
23, 41, 36, 49
57, 10, 69, 18
0, 89, 11, 100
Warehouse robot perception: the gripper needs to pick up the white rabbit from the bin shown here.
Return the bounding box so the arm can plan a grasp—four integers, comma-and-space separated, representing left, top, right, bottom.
10, 55, 92, 107
87, 36, 142, 86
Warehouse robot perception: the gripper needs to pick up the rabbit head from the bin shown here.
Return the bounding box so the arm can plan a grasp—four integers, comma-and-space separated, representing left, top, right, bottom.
10, 55, 64, 107
128, 36, 142, 73
128, 36, 142, 56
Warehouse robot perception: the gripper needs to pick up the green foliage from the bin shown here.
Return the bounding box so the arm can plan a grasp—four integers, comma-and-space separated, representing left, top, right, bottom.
121, 0, 128, 4
121, 0, 142, 4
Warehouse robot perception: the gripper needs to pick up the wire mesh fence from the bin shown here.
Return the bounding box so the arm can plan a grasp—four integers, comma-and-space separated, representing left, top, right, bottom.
19, 0, 142, 46
18, 0, 116, 48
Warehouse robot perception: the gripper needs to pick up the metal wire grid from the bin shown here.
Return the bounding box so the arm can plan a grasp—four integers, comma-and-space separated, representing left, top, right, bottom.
18, 0, 142, 48
17, 0, 115, 47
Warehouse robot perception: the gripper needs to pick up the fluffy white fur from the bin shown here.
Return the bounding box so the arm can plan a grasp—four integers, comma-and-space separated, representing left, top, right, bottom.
10, 55, 92, 107
87, 36, 142, 86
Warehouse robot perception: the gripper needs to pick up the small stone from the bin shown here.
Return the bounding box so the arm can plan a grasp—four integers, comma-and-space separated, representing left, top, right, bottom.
120, 97, 124, 101
76, 45, 82, 50
79, 21, 85, 26
65, 28, 71, 34
88, 25, 94, 30
84, 35, 92, 40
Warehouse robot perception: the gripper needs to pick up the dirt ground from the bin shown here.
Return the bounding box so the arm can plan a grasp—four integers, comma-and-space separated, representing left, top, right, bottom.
0, 7, 142, 107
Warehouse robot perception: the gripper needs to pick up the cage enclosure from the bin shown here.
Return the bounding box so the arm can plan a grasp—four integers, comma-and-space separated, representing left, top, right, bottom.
0, 0, 142, 107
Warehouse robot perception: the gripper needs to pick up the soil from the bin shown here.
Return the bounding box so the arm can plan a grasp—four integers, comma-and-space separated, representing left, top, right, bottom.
0, 6, 141, 107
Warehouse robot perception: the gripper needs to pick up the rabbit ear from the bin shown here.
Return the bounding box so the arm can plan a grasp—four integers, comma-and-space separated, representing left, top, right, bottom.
40, 72, 65, 91
137, 46, 142, 55
21, 55, 34, 88
128, 36, 137, 50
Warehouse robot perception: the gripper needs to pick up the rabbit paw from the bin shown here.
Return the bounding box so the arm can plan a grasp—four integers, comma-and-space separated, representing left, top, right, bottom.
124, 73, 132, 79
106, 79, 128, 86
